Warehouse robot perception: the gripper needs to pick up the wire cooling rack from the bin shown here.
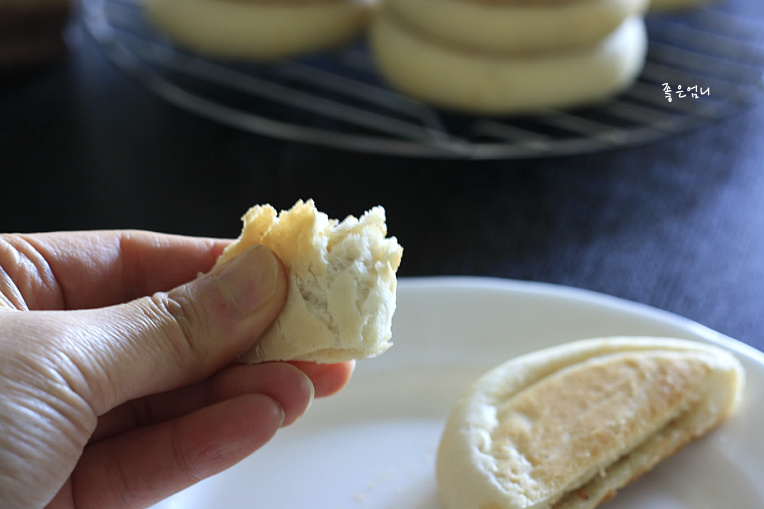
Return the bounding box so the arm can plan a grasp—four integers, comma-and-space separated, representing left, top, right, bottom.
82, 0, 764, 159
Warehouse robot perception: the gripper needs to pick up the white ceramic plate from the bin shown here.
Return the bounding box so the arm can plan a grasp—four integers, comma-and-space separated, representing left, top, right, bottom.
150, 277, 764, 509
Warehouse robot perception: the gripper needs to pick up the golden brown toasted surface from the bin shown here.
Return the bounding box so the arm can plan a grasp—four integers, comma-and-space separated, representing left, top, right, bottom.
437, 338, 745, 509
489, 351, 710, 500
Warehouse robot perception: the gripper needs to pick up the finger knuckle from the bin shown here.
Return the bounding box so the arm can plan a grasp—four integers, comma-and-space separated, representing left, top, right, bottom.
146, 291, 211, 363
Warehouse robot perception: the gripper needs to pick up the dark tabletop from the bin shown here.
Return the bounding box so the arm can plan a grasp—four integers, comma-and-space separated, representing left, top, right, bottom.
1, 2, 763, 355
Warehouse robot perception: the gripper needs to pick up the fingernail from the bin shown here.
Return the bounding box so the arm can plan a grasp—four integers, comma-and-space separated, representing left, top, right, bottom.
209, 245, 280, 316
305, 373, 315, 414
282, 370, 314, 428
275, 400, 286, 427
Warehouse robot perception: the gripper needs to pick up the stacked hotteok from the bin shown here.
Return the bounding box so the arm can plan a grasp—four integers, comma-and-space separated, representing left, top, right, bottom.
369, 0, 650, 114
140, 0, 714, 115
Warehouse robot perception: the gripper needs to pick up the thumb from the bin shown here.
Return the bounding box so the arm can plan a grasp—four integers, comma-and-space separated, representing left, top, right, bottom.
75, 244, 288, 413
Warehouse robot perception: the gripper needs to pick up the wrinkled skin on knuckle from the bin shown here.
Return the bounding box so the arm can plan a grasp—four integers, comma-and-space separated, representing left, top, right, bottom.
0, 233, 61, 311
146, 289, 214, 366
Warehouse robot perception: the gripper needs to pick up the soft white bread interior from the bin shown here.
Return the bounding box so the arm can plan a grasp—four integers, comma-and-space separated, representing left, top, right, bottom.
436, 337, 745, 509
215, 199, 402, 364
142, 0, 376, 60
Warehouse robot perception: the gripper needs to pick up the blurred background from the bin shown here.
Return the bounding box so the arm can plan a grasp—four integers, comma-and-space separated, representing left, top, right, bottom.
1, 0, 763, 352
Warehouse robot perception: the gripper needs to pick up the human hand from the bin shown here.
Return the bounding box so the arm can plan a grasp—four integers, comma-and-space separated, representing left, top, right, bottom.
0, 231, 354, 509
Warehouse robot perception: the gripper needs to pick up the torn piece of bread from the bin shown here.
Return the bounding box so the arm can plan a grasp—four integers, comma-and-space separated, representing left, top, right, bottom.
436, 337, 745, 509
215, 199, 402, 364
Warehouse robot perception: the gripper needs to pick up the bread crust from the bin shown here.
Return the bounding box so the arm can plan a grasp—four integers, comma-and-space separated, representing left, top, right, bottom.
215, 200, 402, 364
436, 337, 744, 509
385, 0, 648, 53
370, 14, 647, 115
141, 0, 375, 60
